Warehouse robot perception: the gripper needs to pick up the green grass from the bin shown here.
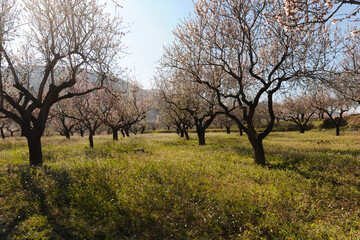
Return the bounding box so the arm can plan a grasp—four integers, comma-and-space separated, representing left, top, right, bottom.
1, 132, 360, 239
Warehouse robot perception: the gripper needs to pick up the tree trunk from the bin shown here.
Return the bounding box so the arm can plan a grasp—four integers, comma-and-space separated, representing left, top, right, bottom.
249, 137, 266, 166
184, 131, 190, 141
79, 128, 84, 137
61, 117, 71, 139
197, 129, 206, 146
336, 125, 340, 136
237, 125, 243, 136
239, 127, 243, 136
299, 125, 305, 134
226, 125, 231, 134
120, 129, 125, 138
64, 129, 71, 139
89, 132, 94, 148
26, 133, 43, 166
125, 129, 130, 137
113, 129, 119, 141
180, 130, 184, 138
0, 128, 5, 139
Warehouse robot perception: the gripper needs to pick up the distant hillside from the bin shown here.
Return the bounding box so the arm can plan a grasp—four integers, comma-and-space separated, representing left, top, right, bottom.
21, 66, 129, 94
345, 114, 360, 129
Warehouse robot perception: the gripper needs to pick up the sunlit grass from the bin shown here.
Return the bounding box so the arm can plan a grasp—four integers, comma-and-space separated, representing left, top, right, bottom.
1, 131, 360, 239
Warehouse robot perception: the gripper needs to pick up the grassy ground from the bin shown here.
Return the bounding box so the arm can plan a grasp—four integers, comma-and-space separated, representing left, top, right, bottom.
1, 131, 360, 239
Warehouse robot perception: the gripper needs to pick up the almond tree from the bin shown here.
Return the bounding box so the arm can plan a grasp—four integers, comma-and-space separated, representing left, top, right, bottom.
214, 114, 235, 134
65, 88, 104, 148
157, 100, 187, 133
75, 123, 87, 138
159, 114, 173, 131
158, 96, 192, 140
100, 81, 149, 141
50, 99, 77, 139
278, 0, 360, 31
282, 94, 316, 133
313, 93, 353, 136
165, 0, 334, 165
129, 121, 147, 135
155, 66, 221, 146
327, 32, 360, 103
0, 0, 125, 165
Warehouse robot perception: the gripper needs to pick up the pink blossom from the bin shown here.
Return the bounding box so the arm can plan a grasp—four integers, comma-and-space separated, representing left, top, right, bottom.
350, 30, 359, 36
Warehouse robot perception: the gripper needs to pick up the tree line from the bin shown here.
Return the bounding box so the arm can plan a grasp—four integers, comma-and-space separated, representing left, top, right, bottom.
153, 0, 360, 165
1, 0, 359, 166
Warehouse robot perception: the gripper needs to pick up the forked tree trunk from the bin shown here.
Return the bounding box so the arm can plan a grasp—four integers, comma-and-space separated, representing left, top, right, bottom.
180, 130, 184, 138
249, 137, 266, 166
26, 132, 43, 166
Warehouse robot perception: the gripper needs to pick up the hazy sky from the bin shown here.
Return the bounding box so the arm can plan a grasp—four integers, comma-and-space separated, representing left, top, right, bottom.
118, 0, 194, 89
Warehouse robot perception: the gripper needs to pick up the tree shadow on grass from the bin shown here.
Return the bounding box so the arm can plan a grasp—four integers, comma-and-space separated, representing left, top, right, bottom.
266, 148, 360, 189
1, 165, 78, 239
1, 165, 168, 239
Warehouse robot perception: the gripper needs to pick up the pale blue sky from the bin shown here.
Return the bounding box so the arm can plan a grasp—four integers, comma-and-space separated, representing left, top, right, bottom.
118, 0, 194, 89
116, 1, 358, 89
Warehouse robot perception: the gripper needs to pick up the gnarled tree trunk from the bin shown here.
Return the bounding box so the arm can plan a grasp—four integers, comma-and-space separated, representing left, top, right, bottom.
196, 128, 206, 145
25, 130, 43, 166
249, 136, 266, 166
